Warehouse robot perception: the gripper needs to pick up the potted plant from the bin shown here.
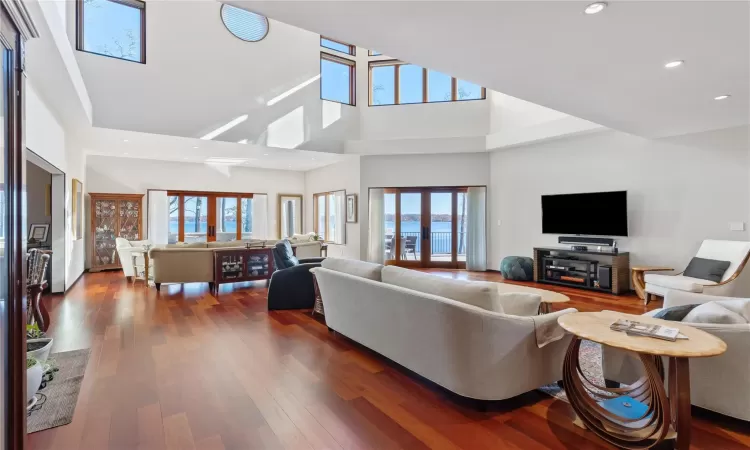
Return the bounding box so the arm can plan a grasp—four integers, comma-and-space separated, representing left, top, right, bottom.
27, 324, 53, 364
27, 356, 43, 408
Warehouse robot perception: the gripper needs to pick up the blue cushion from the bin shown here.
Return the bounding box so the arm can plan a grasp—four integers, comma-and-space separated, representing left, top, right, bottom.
273, 240, 299, 270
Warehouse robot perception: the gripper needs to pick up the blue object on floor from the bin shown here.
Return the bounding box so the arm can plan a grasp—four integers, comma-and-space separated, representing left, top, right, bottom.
599, 395, 650, 420
500, 256, 534, 281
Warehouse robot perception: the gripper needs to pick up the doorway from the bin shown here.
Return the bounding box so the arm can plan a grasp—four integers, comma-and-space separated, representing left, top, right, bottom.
383, 187, 469, 269
167, 191, 254, 243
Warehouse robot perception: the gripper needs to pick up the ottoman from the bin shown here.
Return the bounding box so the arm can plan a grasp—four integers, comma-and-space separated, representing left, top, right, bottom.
500, 256, 534, 281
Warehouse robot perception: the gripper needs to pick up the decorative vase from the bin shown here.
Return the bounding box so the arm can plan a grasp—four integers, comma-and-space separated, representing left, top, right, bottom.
27, 338, 54, 364
27, 360, 43, 408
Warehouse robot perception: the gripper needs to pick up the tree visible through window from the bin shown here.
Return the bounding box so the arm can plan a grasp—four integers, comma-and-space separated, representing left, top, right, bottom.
78, 0, 146, 63
321, 52, 355, 106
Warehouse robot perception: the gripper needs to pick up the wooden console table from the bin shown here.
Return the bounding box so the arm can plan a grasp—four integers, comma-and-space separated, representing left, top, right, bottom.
213, 247, 274, 292
534, 247, 630, 295
558, 311, 726, 450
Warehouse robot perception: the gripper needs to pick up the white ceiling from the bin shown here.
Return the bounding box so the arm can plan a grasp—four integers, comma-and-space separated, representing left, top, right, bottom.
78, 127, 347, 171
229, 0, 750, 138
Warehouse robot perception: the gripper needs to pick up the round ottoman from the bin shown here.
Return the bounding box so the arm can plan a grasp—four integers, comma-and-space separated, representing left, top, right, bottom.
500, 256, 534, 281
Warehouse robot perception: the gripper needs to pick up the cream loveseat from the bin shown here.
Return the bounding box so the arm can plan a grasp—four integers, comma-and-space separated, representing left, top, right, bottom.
602, 290, 750, 421
311, 259, 577, 401
149, 240, 322, 290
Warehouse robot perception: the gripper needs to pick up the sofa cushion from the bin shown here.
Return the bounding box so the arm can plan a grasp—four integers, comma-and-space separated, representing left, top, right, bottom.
290, 233, 316, 243
167, 242, 208, 249
644, 273, 717, 293
683, 257, 731, 283
713, 299, 750, 322
321, 258, 383, 281
683, 301, 748, 324
274, 240, 299, 270
381, 266, 503, 312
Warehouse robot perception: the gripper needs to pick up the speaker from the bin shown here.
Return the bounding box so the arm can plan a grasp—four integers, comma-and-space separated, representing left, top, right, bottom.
559, 236, 615, 247
598, 265, 612, 290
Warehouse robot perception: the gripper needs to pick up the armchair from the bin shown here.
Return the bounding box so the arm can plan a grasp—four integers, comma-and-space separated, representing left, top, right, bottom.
645, 239, 750, 300
267, 240, 325, 310
602, 290, 750, 421
115, 237, 152, 282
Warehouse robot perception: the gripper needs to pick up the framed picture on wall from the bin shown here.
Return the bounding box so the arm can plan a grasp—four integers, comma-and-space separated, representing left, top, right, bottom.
346, 193, 357, 223
72, 178, 83, 240
29, 223, 49, 243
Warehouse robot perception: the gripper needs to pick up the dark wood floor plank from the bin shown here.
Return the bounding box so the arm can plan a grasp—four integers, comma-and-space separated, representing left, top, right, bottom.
26, 270, 749, 450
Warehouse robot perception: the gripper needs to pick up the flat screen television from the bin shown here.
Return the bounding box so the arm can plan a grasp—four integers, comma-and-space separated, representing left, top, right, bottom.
541, 191, 628, 237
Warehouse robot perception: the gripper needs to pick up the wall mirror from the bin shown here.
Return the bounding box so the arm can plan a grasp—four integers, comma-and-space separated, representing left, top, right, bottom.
278, 194, 303, 239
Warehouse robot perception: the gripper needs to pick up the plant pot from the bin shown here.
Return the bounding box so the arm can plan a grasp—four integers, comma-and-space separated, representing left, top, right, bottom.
27, 360, 43, 408
27, 338, 53, 364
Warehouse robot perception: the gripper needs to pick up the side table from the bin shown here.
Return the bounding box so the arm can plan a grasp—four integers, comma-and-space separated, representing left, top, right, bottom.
130, 248, 152, 287
320, 243, 328, 258
631, 266, 673, 304
558, 311, 726, 450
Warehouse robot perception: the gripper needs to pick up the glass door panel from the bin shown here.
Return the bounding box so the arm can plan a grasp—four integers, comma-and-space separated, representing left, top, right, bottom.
316, 195, 326, 241
429, 192, 453, 263
183, 196, 208, 243
457, 192, 467, 263
215, 197, 238, 242
399, 192, 421, 262
240, 197, 253, 239
168, 195, 179, 243
384, 192, 396, 262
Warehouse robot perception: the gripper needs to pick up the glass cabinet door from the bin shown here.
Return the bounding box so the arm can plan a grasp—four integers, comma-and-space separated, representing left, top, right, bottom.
119, 198, 141, 240
93, 199, 118, 266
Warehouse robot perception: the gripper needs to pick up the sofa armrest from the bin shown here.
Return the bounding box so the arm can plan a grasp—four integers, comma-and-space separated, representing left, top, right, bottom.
664, 290, 731, 308
299, 257, 326, 264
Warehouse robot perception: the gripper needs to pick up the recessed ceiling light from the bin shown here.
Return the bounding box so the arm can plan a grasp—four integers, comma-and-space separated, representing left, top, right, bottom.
263, 153, 269, 156
664, 60, 684, 69
123, 152, 129, 155
584, 2, 607, 14
714, 95, 731, 100
123, 139, 129, 142
192, 146, 199, 149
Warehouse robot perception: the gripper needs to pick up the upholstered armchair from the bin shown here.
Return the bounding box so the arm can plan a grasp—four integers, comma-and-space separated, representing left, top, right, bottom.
645, 240, 750, 300
602, 290, 750, 421
267, 240, 325, 310
115, 237, 152, 282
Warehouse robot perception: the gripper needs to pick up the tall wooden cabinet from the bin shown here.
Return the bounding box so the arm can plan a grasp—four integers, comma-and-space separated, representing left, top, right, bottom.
90, 193, 145, 271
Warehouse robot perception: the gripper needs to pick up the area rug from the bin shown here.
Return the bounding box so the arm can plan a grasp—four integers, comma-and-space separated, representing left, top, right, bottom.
538, 340, 604, 402
27, 348, 91, 433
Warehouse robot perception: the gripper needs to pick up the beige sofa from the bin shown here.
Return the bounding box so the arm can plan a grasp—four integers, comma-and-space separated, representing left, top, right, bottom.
149, 240, 322, 291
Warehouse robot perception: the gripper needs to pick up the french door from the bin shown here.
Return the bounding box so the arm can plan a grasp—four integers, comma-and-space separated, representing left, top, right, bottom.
167, 191, 253, 243
384, 187, 468, 268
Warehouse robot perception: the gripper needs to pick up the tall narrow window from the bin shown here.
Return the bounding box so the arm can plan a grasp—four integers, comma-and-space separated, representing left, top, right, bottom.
321, 52, 356, 106
77, 0, 146, 64
314, 191, 345, 244
321, 37, 355, 56
168, 195, 179, 244
371, 65, 395, 105
316, 195, 326, 241
399, 64, 423, 104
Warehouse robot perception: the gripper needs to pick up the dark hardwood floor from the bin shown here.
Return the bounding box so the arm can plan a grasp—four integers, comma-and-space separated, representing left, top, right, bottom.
28, 270, 750, 450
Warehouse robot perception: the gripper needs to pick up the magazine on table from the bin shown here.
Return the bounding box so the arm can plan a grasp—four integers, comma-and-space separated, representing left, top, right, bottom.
610, 319, 687, 342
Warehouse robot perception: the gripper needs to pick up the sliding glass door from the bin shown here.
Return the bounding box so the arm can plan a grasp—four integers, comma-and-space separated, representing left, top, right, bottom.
168, 191, 253, 242
383, 187, 468, 269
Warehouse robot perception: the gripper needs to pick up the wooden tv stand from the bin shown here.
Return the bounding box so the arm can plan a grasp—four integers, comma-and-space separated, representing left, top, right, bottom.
533, 247, 630, 295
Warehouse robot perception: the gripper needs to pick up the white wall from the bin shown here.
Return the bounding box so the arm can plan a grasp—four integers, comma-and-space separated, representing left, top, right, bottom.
358, 152, 491, 258
26, 81, 87, 290
85, 155, 306, 264
304, 156, 361, 258
488, 126, 750, 272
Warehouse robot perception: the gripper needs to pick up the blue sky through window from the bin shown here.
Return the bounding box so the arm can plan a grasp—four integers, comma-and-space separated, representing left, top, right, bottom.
399, 65, 423, 104
372, 66, 395, 105
82, 0, 143, 62
384, 194, 451, 214
457, 79, 482, 100
321, 59, 351, 104
321, 38, 352, 55
428, 70, 452, 102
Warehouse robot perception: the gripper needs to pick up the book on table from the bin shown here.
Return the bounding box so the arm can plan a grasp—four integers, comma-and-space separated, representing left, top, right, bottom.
610, 319, 687, 342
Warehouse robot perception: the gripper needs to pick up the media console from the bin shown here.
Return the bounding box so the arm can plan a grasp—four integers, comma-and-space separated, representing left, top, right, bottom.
533, 247, 630, 295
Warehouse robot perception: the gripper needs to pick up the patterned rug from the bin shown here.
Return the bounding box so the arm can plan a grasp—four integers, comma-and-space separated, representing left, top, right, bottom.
538, 340, 603, 402
27, 348, 91, 433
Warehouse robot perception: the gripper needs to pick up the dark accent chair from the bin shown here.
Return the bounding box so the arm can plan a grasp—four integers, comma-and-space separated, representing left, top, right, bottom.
267, 240, 325, 310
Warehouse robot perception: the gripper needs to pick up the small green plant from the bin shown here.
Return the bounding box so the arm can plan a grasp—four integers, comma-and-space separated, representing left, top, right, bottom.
26, 323, 45, 339
312, 233, 321, 241
26, 357, 38, 369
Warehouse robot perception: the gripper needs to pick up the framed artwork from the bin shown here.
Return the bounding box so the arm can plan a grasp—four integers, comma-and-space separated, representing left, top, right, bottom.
29, 224, 49, 243
346, 193, 357, 223
72, 178, 83, 240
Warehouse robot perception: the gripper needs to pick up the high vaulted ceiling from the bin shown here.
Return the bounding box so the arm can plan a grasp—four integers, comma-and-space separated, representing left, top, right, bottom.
229, 0, 750, 139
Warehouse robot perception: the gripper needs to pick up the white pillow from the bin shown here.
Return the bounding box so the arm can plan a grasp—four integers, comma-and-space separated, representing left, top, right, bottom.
714, 299, 750, 322
382, 266, 503, 313
496, 293, 542, 316
682, 301, 748, 324
321, 257, 383, 281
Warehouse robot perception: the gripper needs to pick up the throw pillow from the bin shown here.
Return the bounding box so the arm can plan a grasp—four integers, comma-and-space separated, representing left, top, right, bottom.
682, 301, 748, 324
495, 292, 541, 316
714, 299, 750, 322
683, 257, 731, 283
651, 304, 699, 321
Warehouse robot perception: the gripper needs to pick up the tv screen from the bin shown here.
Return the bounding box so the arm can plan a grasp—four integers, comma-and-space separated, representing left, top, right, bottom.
542, 191, 628, 236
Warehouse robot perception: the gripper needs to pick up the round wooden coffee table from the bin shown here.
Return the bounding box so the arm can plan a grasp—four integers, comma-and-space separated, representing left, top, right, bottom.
631, 266, 673, 304
558, 311, 726, 450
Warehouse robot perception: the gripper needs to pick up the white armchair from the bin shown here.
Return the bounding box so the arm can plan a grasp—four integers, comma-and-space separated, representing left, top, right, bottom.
115, 238, 152, 281
645, 239, 750, 300
602, 290, 750, 421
